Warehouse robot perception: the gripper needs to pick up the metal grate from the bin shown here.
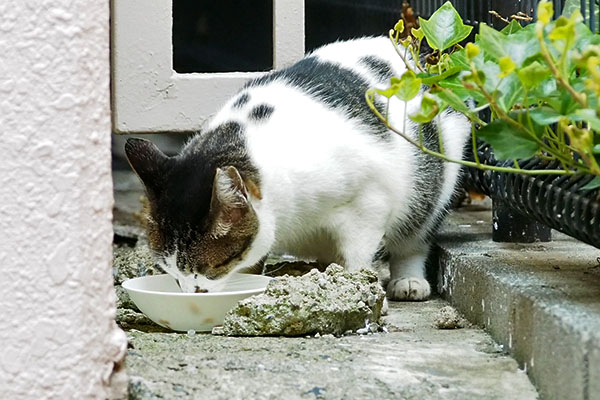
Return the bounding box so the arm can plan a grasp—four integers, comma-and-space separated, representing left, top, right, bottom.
411, 0, 597, 31
464, 145, 600, 248
580, 0, 599, 32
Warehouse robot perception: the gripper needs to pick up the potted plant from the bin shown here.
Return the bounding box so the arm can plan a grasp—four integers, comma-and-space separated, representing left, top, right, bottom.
366, 1, 600, 247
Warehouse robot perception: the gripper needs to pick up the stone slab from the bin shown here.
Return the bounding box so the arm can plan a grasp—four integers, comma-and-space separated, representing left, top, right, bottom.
438, 204, 600, 400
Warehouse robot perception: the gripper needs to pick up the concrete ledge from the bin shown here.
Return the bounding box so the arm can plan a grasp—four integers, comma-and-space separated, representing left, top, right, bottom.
437, 204, 600, 400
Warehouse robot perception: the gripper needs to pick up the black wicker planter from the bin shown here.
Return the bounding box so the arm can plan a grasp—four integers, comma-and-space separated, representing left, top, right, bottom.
464, 145, 600, 248
406, 0, 600, 247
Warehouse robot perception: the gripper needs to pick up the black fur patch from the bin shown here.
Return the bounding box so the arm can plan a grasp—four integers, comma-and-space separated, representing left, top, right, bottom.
392, 122, 445, 241
249, 104, 275, 122
243, 57, 390, 139
359, 56, 394, 82
153, 122, 258, 249
232, 93, 250, 108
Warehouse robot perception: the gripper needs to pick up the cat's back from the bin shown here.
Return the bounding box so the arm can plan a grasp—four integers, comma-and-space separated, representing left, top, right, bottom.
207, 36, 400, 131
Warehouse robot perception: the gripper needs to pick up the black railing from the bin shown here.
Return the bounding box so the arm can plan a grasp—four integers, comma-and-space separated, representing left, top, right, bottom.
412, 0, 597, 31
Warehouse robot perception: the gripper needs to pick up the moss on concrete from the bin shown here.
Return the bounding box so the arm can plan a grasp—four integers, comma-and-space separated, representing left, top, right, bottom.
219, 264, 385, 336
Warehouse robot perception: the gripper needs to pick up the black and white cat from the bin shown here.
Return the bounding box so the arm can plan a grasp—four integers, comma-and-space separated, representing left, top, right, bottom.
125, 36, 470, 300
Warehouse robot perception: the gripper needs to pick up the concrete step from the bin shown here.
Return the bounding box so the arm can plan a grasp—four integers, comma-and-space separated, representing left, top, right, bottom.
125, 298, 537, 400
436, 204, 600, 400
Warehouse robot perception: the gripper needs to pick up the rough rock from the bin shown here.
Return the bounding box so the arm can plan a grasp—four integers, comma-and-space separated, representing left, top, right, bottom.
113, 244, 161, 319
220, 264, 385, 336
115, 285, 139, 311
262, 260, 326, 277
434, 305, 467, 329
116, 309, 170, 332
113, 244, 159, 285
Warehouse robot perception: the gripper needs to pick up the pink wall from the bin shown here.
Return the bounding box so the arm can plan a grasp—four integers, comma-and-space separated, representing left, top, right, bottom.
0, 1, 127, 398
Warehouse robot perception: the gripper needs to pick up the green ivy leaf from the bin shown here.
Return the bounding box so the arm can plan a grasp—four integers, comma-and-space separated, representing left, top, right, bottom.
419, 1, 473, 51
430, 86, 472, 116
571, 109, 600, 131
497, 74, 524, 112
478, 23, 540, 67
394, 19, 405, 33
439, 74, 488, 105
477, 119, 539, 160
409, 96, 440, 123
538, 1, 554, 25
411, 27, 425, 41
581, 176, 600, 190
517, 61, 552, 89
449, 49, 470, 69
478, 61, 523, 112
394, 71, 422, 101
501, 20, 523, 35
562, 0, 580, 16
549, 16, 577, 42
530, 77, 558, 99
575, 23, 600, 52
528, 107, 563, 125
375, 87, 398, 99
563, 0, 599, 33
417, 66, 463, 85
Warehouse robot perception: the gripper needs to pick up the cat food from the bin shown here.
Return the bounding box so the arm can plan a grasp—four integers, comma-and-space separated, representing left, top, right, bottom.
217, 264, 385, 336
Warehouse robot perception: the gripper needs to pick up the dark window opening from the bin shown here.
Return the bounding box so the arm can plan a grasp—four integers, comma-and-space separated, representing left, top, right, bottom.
305, 0, 405, 52
173, 0, 273, 73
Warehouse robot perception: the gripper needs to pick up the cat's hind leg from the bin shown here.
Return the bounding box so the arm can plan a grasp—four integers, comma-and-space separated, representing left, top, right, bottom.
386, 241, 431, 301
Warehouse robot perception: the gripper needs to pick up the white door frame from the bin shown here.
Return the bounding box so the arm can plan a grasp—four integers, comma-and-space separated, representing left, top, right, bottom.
111, 0, 305, 134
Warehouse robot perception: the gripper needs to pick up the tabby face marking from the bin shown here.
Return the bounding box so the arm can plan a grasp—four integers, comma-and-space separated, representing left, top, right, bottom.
125, 134, 261, 293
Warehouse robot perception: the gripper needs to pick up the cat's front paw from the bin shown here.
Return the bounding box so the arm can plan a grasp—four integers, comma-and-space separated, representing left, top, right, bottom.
387, 277, 430, 301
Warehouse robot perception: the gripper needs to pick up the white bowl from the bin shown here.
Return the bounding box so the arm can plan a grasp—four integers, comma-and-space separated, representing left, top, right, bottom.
121, 273, 272, 332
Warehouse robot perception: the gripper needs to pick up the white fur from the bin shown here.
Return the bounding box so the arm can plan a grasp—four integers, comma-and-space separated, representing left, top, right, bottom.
160, 251, 230, 293
207, 37, 471, 300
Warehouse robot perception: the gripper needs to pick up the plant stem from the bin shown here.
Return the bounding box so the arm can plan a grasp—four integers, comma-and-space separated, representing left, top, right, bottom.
471, 124, 481, 167
365, 90, 574, 176
388, 31, 421, 74
537, 28, 587, 107
469, 71, 578, 167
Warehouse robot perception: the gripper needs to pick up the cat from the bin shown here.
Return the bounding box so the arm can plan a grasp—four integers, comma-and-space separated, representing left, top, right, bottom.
125, 36, 471, 300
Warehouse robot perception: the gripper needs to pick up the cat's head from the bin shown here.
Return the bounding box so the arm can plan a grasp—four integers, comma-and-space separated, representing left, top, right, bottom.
124, 138, 260, 293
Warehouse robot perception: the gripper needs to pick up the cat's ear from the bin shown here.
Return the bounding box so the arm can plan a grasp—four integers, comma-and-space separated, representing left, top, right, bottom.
210, 166, 250, 237
124, 138, 168, 191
